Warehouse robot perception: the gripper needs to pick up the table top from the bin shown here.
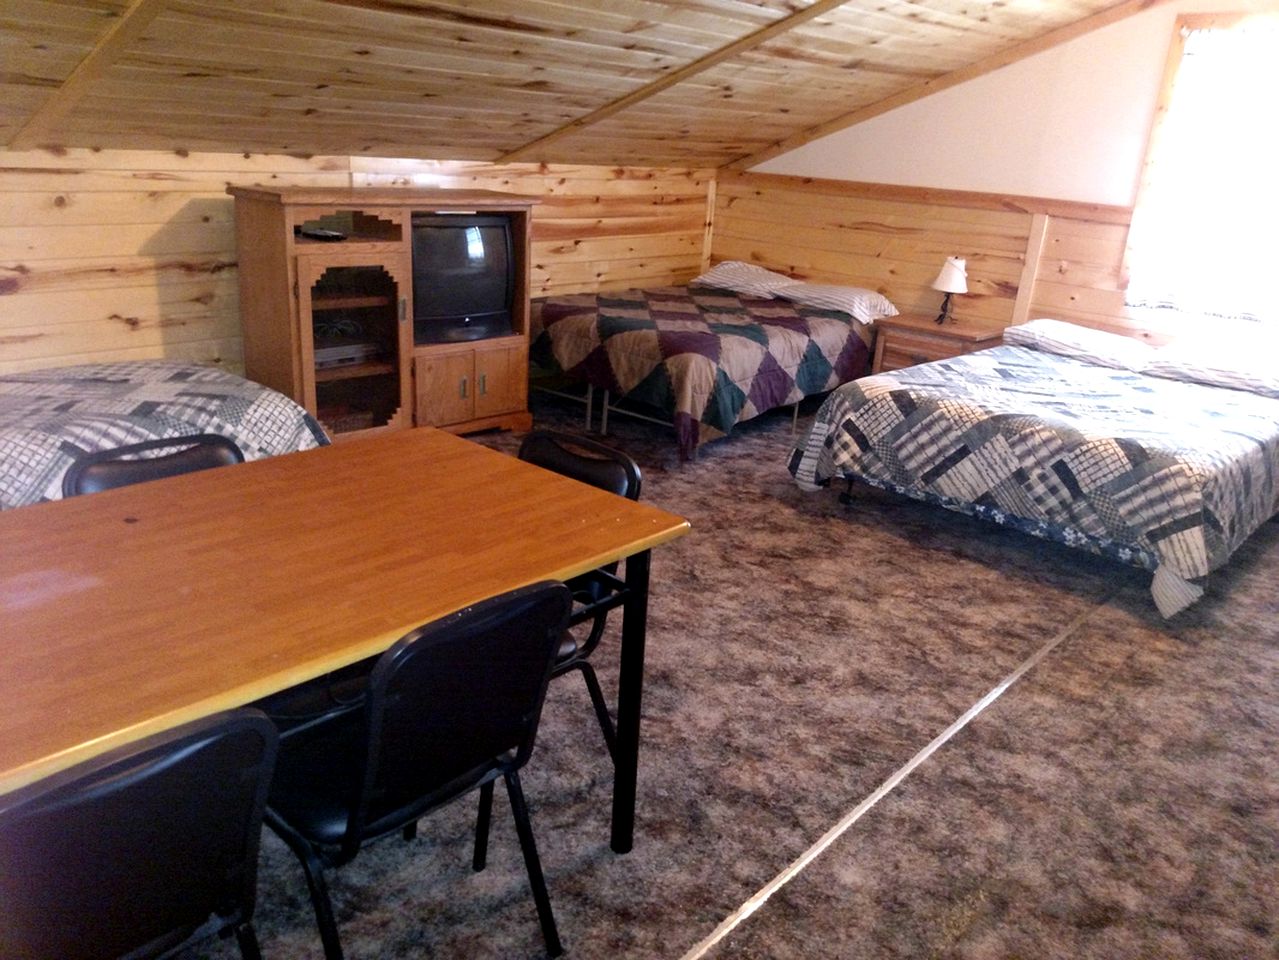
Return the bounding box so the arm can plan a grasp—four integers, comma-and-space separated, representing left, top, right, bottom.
875, 312, 1005, 341
0, 428, 689, 796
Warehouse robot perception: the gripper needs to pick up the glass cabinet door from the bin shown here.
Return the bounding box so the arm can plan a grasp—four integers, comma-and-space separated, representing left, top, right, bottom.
296, 254, 413, 438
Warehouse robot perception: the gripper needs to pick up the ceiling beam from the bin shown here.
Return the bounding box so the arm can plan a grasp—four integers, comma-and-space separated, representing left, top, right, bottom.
724, 0, 1181, 171
495, 0, 852, 164
7, 0, 169, 150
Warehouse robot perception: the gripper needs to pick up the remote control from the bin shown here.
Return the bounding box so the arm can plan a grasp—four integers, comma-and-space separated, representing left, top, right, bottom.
298, 227, 346, 242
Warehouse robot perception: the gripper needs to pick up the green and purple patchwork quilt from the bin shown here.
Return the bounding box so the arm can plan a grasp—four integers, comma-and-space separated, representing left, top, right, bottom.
534, 285, 872, 458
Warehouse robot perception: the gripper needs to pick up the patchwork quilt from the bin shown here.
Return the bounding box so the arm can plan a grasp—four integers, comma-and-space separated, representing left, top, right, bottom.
790, 345, 1279, 616
0, 360, 329, 510
533, 285, 872, 458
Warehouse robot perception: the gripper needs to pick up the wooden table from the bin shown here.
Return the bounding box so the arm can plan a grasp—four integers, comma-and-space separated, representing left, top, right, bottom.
0, 428, 689, 852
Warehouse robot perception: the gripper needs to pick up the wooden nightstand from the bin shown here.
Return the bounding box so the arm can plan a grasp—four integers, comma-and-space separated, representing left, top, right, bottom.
871, 313, 1004, 374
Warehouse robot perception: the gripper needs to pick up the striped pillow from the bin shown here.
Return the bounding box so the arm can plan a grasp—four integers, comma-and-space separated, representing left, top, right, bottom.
1003, 319, 1154, 371
690, 261, 801, 299
1143, 340, 1279, 399
774, 283, 898, 324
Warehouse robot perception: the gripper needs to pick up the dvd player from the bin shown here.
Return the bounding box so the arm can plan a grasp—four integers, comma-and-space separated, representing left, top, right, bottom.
314, 340, 379, 369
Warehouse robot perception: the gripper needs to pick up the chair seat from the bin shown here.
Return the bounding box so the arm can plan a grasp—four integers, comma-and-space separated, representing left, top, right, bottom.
253, 657, 376, 737
564, 568, 628, 627
263, 583, 571, 960
565, 569, 609, 603
517, 432, 639, 772
556, 634, 580, 665
267, 716, 365, 847
269, 700, 512, 850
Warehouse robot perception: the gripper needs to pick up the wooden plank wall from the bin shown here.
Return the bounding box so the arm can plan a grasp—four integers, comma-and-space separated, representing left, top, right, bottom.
712, 171, 1161, 341
0, 154, 1171, 377
0, 149, 713, 374
348, 159, 713, 297
1031, 216, 1156, 337
0, 150, 347, 374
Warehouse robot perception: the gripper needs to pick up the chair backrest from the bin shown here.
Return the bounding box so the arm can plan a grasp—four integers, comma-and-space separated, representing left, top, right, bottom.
62, 433, 245, 498
346, 581, 572, 848
0, 709, 278, 960
517, 430, 641, 501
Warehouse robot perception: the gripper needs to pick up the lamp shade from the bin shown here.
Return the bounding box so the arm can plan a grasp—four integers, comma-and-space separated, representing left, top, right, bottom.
932, 257, 968, 294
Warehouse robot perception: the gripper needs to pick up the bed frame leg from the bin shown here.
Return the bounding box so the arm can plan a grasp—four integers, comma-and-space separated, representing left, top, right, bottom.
585, 384, 594, 432
837, 478, 856, 506
790, 403, 800, 437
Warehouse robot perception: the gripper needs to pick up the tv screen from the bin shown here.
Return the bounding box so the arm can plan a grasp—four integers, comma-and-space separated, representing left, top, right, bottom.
411, 213, 513, 344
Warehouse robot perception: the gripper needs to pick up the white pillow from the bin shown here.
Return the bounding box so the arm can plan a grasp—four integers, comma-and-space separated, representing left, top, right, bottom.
774, 282, 898, 324
1003, 318, 1154, 371
1143, 337, 1279, 399
690, 261, 801, 299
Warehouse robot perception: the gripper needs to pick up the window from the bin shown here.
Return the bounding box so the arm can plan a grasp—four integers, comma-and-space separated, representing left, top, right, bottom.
1125, 14, 1279, 324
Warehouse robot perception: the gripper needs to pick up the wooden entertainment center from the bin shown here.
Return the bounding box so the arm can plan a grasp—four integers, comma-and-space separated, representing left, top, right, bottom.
228, 186, 537, 441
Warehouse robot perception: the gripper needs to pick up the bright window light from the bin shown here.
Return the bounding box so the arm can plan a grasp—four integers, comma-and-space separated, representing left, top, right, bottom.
1126, 16, 1279, 324
465, 226, 485, 262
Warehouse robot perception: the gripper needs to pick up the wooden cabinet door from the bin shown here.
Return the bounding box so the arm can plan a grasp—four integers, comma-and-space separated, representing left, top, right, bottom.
473, 341, 527, 418
414, 350, 474, 426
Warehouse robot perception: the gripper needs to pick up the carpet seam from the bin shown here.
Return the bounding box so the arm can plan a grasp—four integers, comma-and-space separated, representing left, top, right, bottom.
677, 591, 1116, 960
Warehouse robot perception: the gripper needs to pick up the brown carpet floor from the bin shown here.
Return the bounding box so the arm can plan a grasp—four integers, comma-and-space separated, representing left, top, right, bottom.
179, 393, 1279, 960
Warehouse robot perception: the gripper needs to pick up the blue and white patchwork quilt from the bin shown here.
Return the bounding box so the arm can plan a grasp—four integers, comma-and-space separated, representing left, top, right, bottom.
0, 360, 329, 510
790, 344, 1279, 616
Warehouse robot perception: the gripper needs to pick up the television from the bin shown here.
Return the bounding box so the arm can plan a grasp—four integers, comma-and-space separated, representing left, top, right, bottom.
410, 212, 514, 344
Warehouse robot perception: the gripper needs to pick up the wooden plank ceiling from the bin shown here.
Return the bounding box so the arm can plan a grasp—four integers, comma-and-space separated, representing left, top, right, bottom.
2, 0, 1150, 168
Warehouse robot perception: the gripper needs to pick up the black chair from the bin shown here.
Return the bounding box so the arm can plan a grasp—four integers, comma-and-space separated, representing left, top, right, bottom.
0, 709, 278, 960
62, 433, 245, 497
252, 656, 377, 741
517, 430, 642, 759
264, 581, 573, 960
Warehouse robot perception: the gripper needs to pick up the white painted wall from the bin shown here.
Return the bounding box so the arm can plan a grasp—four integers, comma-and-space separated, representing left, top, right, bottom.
752, 0, 1271, 206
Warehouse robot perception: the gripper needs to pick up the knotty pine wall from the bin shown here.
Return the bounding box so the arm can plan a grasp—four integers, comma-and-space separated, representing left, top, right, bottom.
0, 149, 713, 375
0, 153, 1167, 378
712, 171, 1167, 342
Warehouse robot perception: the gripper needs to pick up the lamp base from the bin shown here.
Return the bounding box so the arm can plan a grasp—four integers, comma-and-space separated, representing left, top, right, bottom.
935, 292, 953, 325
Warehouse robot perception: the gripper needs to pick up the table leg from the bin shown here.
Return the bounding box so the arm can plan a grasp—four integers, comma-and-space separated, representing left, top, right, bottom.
610, 547, 650, 853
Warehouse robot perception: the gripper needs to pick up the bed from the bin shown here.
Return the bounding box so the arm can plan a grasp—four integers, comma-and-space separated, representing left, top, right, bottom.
532, 283, 878, 459
789, 320, 1279, 616
0, 360, 329, 510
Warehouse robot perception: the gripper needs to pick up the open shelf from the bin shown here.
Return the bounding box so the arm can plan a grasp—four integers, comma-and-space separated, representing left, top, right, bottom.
312, 294, 393, 311
294, 209, 402, 245
315, 361, 396, 383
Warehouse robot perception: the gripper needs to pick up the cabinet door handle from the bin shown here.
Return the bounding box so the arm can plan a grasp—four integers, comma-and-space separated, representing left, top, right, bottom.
479, 373, 487, 395
460, 376, 468, 399
398, 297, 407, 323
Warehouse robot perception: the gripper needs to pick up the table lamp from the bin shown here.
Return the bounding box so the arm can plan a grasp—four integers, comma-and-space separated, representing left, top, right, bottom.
932, 256, 967, 324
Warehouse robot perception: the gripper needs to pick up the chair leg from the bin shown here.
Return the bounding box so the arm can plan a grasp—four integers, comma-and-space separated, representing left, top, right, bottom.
504, 770, 563, 959
473, 779, 494, 872
574, 660, 617, 759
297, 843, 345, 960
234, 921, 264, 960
267, 816, 345, 960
